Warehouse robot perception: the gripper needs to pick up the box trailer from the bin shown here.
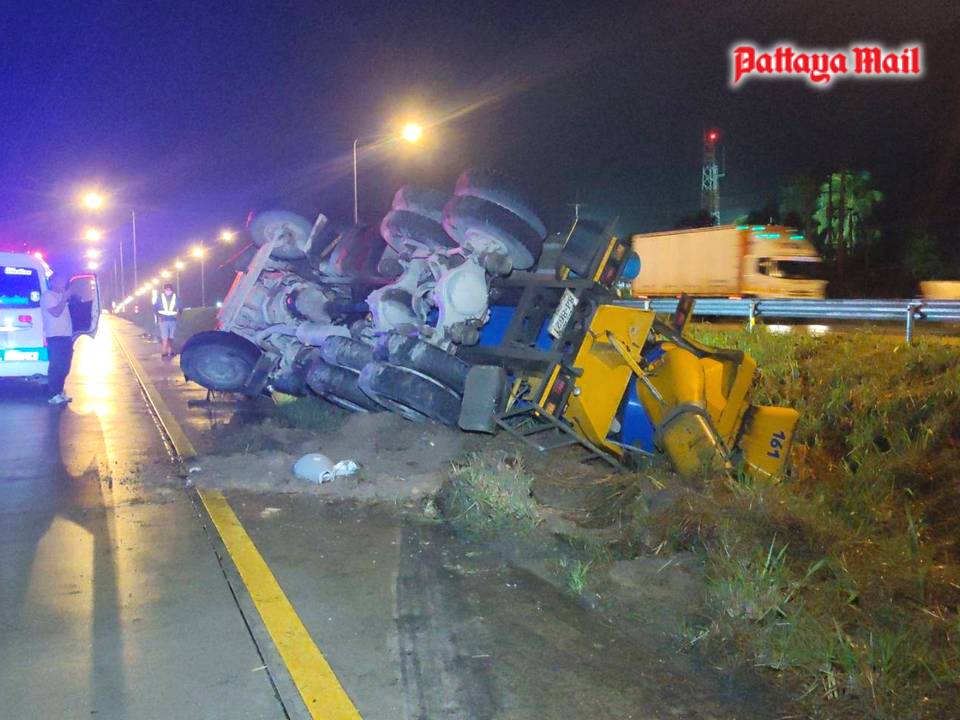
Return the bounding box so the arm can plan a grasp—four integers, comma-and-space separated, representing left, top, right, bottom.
631, 225, 827, 298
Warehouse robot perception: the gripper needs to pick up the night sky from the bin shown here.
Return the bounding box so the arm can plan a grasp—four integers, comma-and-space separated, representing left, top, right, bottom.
1, 1, 957, 301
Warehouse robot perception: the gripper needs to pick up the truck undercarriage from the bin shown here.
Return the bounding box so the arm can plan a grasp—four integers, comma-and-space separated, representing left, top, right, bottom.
181, 170, 798, 478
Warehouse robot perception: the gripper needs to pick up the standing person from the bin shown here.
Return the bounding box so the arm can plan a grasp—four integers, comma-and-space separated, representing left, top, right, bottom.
154, 283, 180, 358
41, 273, 74, 405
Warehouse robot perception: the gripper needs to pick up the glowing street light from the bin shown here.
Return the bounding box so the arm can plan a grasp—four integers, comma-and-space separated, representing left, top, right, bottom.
79, 188, 139, 293
191, 245, 205, 258
84, 227, 103, 242
80, 191, 106, 210
353, 119, 427, 223
220, 229, 236, 243
87, 260, 99, 271
175, 259, 185, 270
85, 248, 101, 259
400, 121, 423, 144
160, 269, 171, 279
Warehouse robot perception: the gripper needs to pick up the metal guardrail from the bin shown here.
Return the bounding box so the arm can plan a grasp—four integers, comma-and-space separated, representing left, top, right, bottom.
615, 298, 960, 342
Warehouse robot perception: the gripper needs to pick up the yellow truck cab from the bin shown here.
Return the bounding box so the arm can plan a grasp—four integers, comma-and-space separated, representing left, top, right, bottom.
0, 252, 101, 380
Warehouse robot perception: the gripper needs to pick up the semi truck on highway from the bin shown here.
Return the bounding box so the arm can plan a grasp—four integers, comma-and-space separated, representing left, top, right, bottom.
630, 224, 827, 298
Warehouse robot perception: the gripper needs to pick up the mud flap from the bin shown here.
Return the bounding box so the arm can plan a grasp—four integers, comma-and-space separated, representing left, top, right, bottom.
458, 365, 508, 433
242, 353, 276, 398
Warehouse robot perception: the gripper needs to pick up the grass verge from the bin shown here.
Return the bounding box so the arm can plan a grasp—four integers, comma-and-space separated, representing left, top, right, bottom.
653, 325, 960, 718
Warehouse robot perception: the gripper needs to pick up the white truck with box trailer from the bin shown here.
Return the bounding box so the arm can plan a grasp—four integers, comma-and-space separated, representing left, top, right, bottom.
631, 224, 827, 298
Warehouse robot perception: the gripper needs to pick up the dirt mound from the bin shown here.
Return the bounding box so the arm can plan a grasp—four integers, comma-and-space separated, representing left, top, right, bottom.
192, 411, 466, 501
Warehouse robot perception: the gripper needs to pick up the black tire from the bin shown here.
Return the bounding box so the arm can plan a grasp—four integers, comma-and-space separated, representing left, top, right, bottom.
558, 219, 607, 277
442, 195, 543, 271
359, 362, 462, 426
454, 169, 547, 240
391, 185, 448, 223
321, 336, 375, 372
376, 335, 469, 394
380, 209, 456, 255
328, 224, 387, 277
377, 245, 403, 277
180, 331, 261, 392
249, 210, 313, 261
306, 358, 381, 412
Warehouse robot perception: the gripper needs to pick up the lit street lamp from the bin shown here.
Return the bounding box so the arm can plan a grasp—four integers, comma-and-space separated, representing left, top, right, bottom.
353, 120, 424, 224
85, 248, 101, 260
79, 189, 138, 295
220, 230, 236, 243
83, 227, 103, 242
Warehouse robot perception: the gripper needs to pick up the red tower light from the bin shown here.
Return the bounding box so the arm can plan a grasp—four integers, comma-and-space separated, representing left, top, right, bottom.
706, 130, 720, 143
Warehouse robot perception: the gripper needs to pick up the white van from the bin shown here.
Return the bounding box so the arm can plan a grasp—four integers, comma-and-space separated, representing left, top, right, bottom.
0, 252, 101, 380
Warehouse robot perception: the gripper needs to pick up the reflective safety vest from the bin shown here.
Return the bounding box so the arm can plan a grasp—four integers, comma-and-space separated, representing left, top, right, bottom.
157, 292, 179, 317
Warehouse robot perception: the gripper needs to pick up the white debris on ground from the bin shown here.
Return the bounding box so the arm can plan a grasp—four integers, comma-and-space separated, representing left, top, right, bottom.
191, 411, 466, 502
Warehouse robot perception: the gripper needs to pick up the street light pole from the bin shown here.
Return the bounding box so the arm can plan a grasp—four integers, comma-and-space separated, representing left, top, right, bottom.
131, 209, 138, 288
352, 123, 422, 225
352, 137, 360, 224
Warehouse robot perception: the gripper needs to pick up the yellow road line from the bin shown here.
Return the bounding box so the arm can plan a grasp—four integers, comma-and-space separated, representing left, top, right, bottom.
200, 489, 362, 720
111, 325, 197, 461
112, 322, 362, 720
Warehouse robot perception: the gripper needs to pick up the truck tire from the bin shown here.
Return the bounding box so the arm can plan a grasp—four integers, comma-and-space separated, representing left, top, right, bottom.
181, 331, 261, 393
391, 185, 448, 223
376, 335, 469, 394
321, 336, 375, 373
558, 219, 607, 277
306, 358, 381, 412
454, 169, 547, 240
381, 209, 456, 254
359, 362, 462, 426
249, 210, 313, 261
442, 195, 543, 270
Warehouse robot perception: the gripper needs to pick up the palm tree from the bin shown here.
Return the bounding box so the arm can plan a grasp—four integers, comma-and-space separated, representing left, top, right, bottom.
814, 171, 883, 282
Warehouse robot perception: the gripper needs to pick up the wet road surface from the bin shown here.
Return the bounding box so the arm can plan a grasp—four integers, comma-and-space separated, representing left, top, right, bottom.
0, 320, 285, 719
1, 317, 789, 719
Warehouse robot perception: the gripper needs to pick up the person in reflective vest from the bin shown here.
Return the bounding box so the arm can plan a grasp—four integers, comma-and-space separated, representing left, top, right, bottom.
153, 283, 181, 358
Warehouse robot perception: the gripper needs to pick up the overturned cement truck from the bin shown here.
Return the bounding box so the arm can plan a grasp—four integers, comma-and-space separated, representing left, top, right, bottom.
181, 170, 798, 478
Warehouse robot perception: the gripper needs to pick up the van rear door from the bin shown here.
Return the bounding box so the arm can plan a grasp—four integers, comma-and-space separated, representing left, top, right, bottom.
0, 263, 46, 366
68, 273, 101, 338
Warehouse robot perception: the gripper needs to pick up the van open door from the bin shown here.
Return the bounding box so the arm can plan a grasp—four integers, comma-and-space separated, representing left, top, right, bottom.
68, 273, 101, 339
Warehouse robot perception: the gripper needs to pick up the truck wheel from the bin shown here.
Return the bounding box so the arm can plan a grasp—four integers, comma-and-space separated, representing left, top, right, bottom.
558, 219, 607, 277
381, 209, 456, 254
321, 336, 375, 372
181, 331, 261, 393
442, 195, 543, 271
306, 358, 381, 412
454, 169, 547, 240
377, 335, 469, 394
391, 185, 448, 223
249, 210, 313, 261
359, 362, 462, 426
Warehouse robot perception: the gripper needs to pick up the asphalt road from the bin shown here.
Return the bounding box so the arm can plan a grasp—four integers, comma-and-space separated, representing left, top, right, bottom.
0, 317, 788, 719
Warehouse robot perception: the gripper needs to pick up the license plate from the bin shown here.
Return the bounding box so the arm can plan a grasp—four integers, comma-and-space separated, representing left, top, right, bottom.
4, 349, 39, 361
547, 289, 579, 339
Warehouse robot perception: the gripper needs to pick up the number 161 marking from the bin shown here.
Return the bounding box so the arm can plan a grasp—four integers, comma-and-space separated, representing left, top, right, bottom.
767, 430, 787, 459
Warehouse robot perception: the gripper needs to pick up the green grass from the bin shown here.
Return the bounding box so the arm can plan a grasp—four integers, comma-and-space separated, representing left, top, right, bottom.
649, 325, 960, 718
438, 453, 541, 537
269, 394, 343, 430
